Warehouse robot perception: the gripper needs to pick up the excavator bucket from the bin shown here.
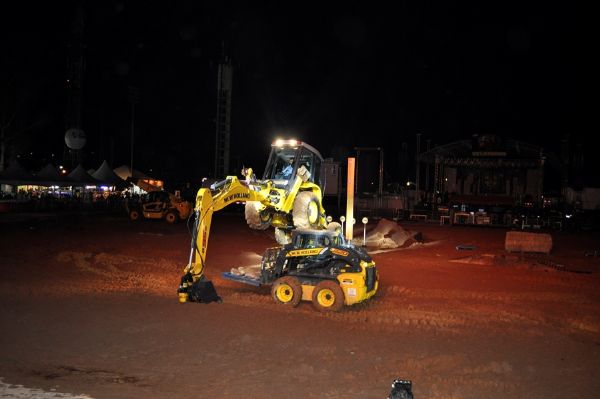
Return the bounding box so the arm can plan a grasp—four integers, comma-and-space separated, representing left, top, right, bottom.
187, 279, 221, 303
178, 275, 221, 304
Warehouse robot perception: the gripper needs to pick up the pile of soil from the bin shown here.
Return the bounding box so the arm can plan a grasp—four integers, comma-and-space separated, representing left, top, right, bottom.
352, 218, 420, 249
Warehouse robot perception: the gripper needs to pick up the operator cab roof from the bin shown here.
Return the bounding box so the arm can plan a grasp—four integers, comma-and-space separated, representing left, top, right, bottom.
271, 139, 324, 162
291, 228, 347, 248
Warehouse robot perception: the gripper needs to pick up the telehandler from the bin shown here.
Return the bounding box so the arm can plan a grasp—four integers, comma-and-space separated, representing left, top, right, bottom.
126, 190, 191, 224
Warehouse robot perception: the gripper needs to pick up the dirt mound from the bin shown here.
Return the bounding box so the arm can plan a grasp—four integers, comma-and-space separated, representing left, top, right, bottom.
228, 251, 264, 278
230, 264, 262, 279
53, 251, 177, 295
352, 218, 420, 249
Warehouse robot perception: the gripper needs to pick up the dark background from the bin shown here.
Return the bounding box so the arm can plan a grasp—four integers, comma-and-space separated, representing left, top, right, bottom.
0, 1, 583, 188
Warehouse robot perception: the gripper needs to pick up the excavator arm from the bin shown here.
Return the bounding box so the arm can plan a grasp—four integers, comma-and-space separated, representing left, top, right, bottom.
177, 173, 267, 303
177, 158, 325, 304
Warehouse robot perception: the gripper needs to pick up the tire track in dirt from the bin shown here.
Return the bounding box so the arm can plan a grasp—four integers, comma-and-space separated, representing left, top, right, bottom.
41, 251, 600, 339
23, 251, 181, 297
215, 287, 523, 335
390, 355, 518, 399
217, 282, 600, 338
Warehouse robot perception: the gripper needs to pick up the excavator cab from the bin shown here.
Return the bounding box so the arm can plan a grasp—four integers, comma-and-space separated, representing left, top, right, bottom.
263, 139, 323, 190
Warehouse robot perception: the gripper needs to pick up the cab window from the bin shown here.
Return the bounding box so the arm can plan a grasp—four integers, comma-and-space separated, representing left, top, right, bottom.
297, 149, 313, 181
294, 234, 319, 249
263, 147, 297, 181
318, 235, 331, 247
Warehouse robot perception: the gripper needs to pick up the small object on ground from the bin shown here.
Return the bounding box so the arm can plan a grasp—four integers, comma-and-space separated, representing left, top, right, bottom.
532, 258, 592, 274
388, 379, 413, 399
505, 231, 552, 254
456, 244, 476, 250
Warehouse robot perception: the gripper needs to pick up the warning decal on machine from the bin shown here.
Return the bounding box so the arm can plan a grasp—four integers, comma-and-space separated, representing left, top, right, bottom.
331, 248, 349, 257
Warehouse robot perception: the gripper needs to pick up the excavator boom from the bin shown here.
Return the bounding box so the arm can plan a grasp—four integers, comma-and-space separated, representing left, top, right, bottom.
177, 176, 265, 303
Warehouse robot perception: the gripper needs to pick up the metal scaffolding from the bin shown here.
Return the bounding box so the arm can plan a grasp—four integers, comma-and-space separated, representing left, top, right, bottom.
214, 56, 233, 177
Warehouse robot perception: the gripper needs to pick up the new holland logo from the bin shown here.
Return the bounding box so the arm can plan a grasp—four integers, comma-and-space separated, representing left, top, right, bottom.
201, 224, 207, 253
224, 193, 250, 202
286, 248, 323, 257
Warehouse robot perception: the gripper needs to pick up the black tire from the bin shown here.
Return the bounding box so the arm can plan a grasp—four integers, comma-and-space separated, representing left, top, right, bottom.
271, 276, 302, 307
129, 209, 141, 221
165, 210, 179, 224
292, 191, 320, 229
274, 227, 292, 245
245, 201, 271, 230
312, 280, 345, 312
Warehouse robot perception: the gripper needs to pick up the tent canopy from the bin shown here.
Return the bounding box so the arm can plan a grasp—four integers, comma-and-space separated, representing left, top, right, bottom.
91, 160, 127, 187
114, 165, 152, 181
68, 164, 101, 186
0, 162, 35, 186
33, 163, 70, 186
113, 164, 162, 191
1, 161, 127, 189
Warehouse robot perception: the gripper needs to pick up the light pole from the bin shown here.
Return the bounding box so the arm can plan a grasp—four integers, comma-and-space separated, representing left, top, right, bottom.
128, 86, 140, 178
362, 217, 368, 246
416, 133, 421, 198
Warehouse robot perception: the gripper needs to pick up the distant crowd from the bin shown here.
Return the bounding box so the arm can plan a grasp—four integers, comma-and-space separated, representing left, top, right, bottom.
0, 189, 127, 212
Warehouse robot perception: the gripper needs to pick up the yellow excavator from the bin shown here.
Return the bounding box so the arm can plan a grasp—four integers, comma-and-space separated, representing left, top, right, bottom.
178, 139, 331, 303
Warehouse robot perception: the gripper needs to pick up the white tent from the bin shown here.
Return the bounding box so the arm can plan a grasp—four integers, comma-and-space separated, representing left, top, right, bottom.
91, 160, 126, 187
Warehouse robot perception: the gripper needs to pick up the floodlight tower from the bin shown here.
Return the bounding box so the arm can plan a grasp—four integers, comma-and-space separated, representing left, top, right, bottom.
64, 1, 86, 166
214, 45, 233, 177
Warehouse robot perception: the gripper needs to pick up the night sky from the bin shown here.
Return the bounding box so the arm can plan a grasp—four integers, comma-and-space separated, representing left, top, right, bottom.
1, 1, 580, 187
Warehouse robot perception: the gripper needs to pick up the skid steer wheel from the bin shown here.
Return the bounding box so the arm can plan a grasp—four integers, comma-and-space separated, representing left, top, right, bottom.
312, 280, 344, 312
271, 276, 302, 307
165, 210, 179, 224
129, 209, 141, 221
292, 191, 321, 229
245, 201, 271, 230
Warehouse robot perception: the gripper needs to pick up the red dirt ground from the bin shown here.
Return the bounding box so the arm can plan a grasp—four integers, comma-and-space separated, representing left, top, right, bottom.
1, 211, 599, 398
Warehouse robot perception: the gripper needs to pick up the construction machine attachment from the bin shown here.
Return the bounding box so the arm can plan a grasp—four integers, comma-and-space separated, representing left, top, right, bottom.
178, 273, 221, 304
388, 379, 413, 399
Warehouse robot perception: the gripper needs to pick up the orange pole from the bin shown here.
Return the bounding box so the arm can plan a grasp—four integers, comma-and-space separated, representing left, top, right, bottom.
345, 157, 355, 240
